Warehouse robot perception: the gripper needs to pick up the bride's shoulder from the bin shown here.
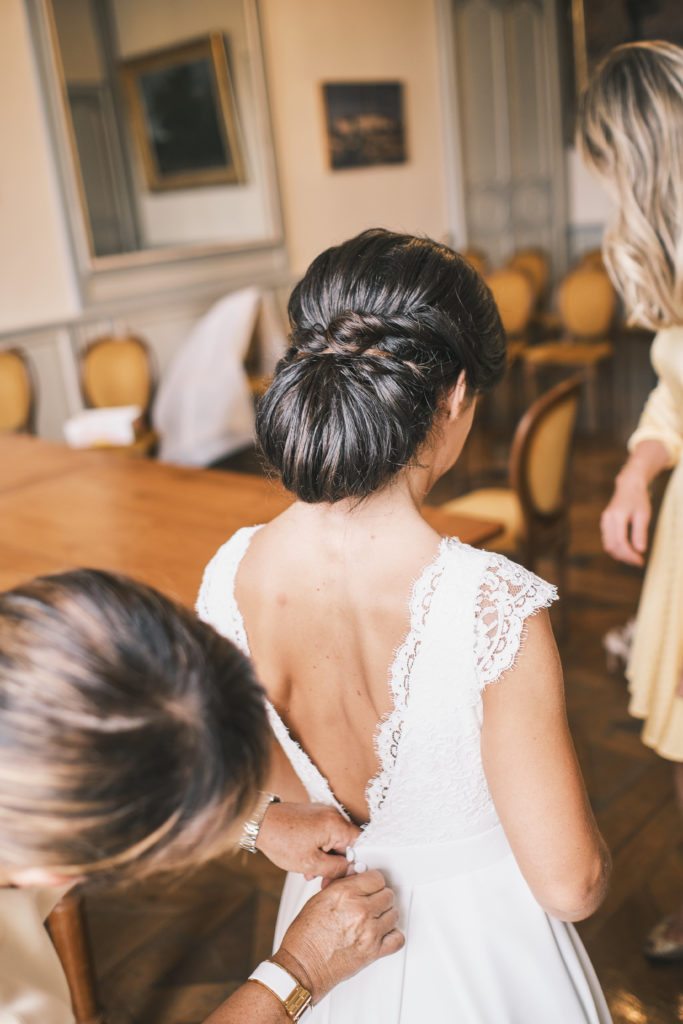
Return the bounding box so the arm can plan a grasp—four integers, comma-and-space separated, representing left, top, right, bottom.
459, 548, 557, 691
444, 540, 556, 606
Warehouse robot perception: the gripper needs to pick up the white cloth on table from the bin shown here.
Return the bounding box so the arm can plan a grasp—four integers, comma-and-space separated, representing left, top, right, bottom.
197, 527, 613, 1023
0, 887, 73, 1024
153, 287, 286, 466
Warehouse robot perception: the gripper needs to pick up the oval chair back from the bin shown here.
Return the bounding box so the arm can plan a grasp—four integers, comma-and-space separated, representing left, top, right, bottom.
462, 248, 489, 278
0, 348, 36, 434
80, 335, 156, 418
558, 268, 617, 338
485, 267, 535, 338
577, 248, 606, 273
510, 376, 583, 526
507, 248, 549, 307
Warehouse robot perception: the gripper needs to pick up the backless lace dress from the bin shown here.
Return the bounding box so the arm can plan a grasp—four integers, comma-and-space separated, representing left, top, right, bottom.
198, 528, 612, 1023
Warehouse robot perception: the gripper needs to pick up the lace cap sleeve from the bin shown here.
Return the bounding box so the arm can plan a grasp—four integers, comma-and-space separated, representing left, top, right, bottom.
474, 553, 557, 691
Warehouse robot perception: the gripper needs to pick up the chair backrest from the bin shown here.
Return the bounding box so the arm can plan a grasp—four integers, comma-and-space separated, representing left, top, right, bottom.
558, 268, 617, 338
510, 376, 583, 521
80, 335, 155, 415
577, 247, 605, 272
462, 248, 489, 277
0, 348, 36, 434
507, 248, 549, 304
485, 267, 535, 337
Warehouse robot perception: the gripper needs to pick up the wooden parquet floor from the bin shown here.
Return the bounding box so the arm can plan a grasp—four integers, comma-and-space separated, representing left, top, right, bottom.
83, 429, 683, 1024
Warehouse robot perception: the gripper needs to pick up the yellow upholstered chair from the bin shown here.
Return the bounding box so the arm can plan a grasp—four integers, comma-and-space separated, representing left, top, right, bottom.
483, 267, 536, 429
0, 347, 36, 434
440, 376, 583, 623
577, 247, 606, 272
521, 267, 617, 431
81, 334, 155, 412
506, 247, 549, 309
486, 267, 535, 360
462, 248, 490, 278
79, 334, 158, 456
558, 266, 616, 337
243, 325, 272, 399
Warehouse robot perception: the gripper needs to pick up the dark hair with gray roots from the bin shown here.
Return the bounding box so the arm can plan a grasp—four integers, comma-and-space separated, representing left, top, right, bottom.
256, 229, 506, 503
0, 569, 269, 884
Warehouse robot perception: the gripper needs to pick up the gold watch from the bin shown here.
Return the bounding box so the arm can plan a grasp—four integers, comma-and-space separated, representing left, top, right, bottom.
248, 959, 313, 1020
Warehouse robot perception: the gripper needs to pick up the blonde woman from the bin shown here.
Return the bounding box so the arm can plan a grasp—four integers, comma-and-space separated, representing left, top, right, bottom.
579, 41, 683, 960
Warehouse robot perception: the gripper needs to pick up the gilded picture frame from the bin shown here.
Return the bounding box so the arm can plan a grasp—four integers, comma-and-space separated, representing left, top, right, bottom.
120, 33, 246, 191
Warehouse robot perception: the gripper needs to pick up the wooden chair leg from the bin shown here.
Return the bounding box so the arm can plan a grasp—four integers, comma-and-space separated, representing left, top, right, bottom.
523, 362, 538, 412
556, 555, 569, 640
46, 892, 104, 1024
585, 364, 599, 433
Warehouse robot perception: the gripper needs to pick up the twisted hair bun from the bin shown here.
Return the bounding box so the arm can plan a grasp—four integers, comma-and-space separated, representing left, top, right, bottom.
257, 229, 505, 503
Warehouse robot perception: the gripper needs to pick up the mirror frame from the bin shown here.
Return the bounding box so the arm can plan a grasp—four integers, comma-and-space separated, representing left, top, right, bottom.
25, 0, 287, 306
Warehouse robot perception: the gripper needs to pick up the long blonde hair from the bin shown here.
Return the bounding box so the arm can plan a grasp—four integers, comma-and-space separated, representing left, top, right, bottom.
0, 570, 269, 884
578, 41, 683, 330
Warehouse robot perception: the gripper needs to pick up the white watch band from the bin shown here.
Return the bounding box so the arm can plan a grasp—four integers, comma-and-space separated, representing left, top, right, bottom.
248, 959, 312, 1020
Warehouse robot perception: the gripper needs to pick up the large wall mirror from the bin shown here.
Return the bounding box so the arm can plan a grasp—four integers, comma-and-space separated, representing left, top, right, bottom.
27, 0, 284, 298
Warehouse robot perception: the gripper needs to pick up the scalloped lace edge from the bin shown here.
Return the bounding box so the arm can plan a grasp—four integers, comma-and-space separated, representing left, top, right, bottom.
474, 553, 558, 690
365, 537, 453, 820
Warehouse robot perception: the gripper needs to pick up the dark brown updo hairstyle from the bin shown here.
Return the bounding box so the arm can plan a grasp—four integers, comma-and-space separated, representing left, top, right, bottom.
0, 569, 269, 884
257, 229, 506, 503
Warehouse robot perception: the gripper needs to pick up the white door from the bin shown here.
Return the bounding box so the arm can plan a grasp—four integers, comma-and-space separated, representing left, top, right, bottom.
446, 0, 567, 276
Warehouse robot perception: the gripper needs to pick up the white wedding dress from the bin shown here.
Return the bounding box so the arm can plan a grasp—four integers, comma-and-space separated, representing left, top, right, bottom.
197, 527, 612, 1023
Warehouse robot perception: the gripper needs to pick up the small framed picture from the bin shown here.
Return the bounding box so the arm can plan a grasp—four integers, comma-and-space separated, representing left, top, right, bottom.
322, 82, 407, 171
120, 33, 245, 191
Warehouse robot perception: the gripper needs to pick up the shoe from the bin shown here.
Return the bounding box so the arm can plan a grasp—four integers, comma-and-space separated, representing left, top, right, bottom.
603, 618, 635, 674
643, 916, 683, 962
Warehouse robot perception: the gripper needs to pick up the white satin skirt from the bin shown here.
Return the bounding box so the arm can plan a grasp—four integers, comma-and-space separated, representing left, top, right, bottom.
273, 824, 612, 1023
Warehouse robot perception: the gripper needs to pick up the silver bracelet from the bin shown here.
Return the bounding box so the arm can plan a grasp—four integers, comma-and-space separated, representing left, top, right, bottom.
239, 792, 281, 853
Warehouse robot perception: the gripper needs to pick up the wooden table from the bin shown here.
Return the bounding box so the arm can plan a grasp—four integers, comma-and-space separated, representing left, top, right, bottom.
0, 436, 501, 606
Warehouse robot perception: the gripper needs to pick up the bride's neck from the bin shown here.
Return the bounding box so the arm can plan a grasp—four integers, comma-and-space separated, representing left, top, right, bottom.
283, 462, 435, 538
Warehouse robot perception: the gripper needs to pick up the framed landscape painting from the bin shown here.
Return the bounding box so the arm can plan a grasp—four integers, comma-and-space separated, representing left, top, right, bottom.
322, 82, 406, 171
120, 33, 245, 191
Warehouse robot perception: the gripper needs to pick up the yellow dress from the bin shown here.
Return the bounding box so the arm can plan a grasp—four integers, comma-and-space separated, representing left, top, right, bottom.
626, 326, 683, 761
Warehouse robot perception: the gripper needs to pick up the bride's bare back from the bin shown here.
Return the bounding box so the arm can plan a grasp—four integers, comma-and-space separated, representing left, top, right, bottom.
235, 505, 443, 824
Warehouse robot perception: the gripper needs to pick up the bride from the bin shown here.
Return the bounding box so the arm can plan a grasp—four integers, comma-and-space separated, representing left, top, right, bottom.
198, 229, 612, 1022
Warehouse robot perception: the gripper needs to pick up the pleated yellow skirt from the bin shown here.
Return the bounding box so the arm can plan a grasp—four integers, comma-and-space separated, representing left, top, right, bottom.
627, 456, 683, 761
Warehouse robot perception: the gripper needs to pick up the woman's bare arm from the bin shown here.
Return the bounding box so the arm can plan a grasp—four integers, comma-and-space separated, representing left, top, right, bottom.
481, 609, 611, 921
601, 438, 671, 566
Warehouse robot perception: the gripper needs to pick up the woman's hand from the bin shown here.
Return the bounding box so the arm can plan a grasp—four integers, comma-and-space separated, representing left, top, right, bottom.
256, 801, 361, 880
273, 870, 403, 1002
601, 439, 672, 567
600, 468, 652, 566
202, 873, 402, 1021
